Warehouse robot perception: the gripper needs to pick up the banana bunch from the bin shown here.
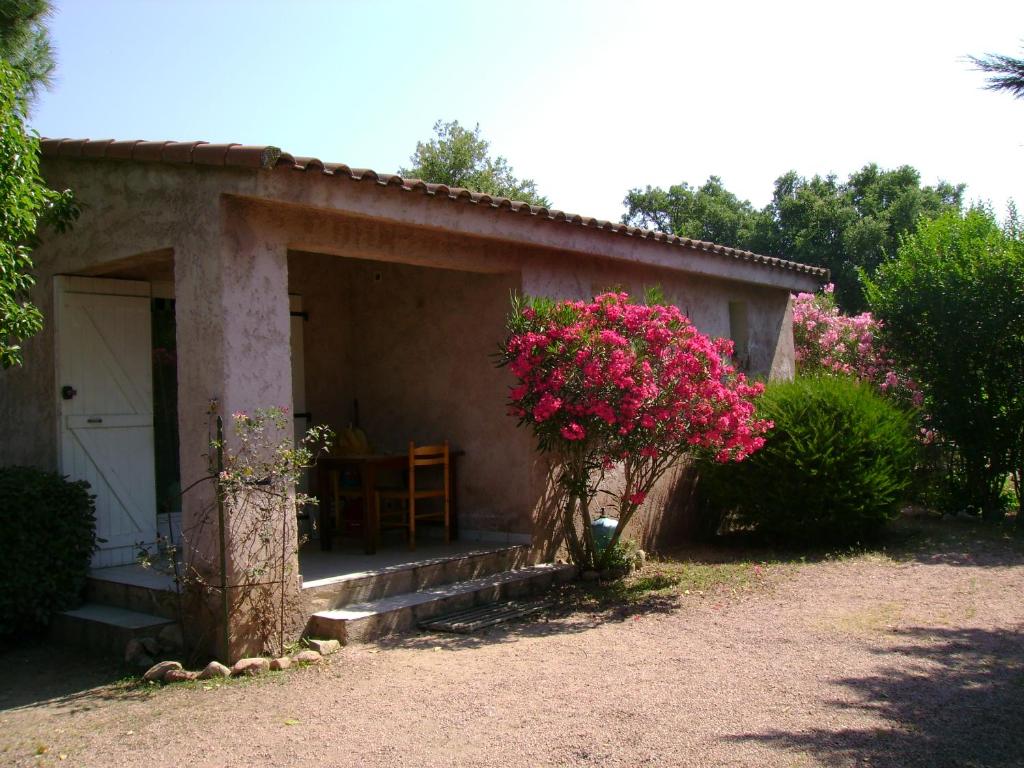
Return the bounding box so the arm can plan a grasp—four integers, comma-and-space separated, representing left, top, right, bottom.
335, 424, 371, 455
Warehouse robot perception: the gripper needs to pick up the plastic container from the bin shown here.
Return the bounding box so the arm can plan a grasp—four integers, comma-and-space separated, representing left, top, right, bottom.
591, 515, 618, 552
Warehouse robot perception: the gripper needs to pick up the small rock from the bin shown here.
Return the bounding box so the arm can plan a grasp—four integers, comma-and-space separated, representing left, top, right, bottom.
162, 669, 198, 683
231, 657, 270, 677
292, 649, 322, 665
581, 569, 601, 581
158, 624, 184, 652
142, 660, 182, 682
139, 636, 160, 656
306, 638, 340, 656
269, 656, 291, 671
197, 661, 232, 680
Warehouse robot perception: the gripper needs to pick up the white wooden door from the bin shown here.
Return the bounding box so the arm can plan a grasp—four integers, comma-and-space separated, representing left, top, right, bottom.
56, 278, 157, 568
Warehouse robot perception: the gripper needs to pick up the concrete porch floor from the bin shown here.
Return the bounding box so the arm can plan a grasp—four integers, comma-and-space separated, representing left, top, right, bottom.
87, 539, 521, 592
298, 540, 519, 588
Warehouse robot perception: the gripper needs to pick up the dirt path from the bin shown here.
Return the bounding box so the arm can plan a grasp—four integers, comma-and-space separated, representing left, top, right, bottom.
3, 522, 1023, 768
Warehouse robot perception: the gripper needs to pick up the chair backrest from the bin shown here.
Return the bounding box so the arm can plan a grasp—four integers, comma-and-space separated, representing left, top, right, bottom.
406, 441, 449, 492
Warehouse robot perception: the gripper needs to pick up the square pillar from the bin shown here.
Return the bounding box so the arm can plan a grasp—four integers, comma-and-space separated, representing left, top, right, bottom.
174, 206, 298, 661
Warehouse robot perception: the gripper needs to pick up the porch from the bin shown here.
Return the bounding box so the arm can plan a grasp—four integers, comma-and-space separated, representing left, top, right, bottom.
70, 540, 571, 653
85, 539, 530, 598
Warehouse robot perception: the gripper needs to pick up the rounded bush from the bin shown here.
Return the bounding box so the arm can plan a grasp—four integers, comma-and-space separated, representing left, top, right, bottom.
700, 376, 916, 546
0, 467, 97, 641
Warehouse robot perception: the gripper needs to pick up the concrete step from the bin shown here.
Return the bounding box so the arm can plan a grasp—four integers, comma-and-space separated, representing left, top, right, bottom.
85, 572, 180, 620
307, 563, 576, 644
302, 544, 531, 613
51, 603, 176, 658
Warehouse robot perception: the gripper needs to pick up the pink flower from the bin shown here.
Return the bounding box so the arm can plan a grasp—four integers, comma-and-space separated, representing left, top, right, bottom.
791, 287, 919, 407
598, 329, 628, 347
532, 392, 563, 422
500, 290, 771, 473
627, 491, 646, 505
560, 423, 586, 441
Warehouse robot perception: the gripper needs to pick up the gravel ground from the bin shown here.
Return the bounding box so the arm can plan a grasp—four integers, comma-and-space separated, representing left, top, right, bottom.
2, 519, 1023, 768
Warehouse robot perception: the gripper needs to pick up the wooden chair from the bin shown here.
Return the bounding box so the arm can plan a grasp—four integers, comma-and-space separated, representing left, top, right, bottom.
375, 441, 450, 551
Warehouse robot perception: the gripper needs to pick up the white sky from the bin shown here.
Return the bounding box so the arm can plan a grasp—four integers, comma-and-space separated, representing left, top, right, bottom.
31, 0, 1024, 222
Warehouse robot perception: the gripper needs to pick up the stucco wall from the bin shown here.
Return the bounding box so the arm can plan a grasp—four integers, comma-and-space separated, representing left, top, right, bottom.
0, 281, 57, 469
0, 159, 224, 471
288, 251, 533, 536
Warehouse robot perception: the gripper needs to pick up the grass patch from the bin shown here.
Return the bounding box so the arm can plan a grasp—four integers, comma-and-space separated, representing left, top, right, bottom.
826, 601, 903, 634
569, 557, 789, 611
554, 513, 1024, 620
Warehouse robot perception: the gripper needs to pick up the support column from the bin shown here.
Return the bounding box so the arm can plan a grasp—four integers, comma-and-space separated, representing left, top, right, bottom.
174, 201, 298, 662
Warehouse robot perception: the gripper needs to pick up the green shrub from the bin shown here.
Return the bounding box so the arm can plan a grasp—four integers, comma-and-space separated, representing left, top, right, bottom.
866, 207, 1024, 521
0, 466, 97, 641
600, 540, 639, 576
700, 377, 916, 546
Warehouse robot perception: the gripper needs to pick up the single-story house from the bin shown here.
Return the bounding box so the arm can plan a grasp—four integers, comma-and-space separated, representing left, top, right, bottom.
0, 138, 826, 657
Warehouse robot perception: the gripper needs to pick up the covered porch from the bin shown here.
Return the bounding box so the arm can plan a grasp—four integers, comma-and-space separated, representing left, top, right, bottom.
57, 196, 543, 657
82, 538, 560, 647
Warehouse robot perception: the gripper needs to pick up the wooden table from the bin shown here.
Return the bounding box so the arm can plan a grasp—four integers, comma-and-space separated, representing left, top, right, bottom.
315, 452, 460, 554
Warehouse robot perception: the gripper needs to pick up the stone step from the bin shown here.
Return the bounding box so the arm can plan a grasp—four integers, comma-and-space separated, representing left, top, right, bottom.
419, 599, 553, 633
307, 563, 576, 644
302, 544, 531, 613
51, 603, 176, 658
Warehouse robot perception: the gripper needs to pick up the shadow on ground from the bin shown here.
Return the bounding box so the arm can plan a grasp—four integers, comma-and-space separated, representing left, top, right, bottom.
886, 515, 1024, 569
381, 584, 682, 652
732, 625, 1024, 768
677, 513, 1024, 570
0, 643, 151, 713
388, 515, 1024, 654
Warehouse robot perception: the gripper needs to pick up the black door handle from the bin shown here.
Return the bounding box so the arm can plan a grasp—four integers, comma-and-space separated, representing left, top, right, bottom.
61, 385, 77, 400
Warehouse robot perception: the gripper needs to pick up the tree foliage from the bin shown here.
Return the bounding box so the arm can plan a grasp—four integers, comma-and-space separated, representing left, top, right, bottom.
0, 0, 55, 104
619, 176, 773, 252
1, 62, 47, 367
399, 120, 550, 207
970, 44, 1024, 100
0, 60, 76, 367
866, 207, 1024, 520
622, 165, 963, 312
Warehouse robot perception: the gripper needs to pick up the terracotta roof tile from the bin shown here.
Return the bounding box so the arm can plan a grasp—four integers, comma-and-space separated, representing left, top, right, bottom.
105, 140, 141, 161
161, 141, 201, 164
39, 137, 829, 279
80, 139, 114, 159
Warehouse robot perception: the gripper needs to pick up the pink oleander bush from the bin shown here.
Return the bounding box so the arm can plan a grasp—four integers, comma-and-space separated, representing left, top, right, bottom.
793, 284, 922, 411
499, 291, 770, 569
